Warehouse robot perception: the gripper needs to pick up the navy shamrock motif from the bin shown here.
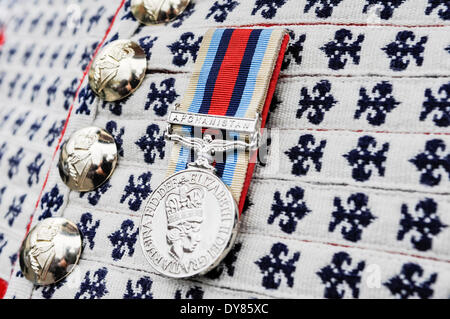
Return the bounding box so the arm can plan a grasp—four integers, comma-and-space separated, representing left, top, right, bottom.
7, 148, 24, 179
39, 184, 64, 220
304, 0, 343, 18
297, 80, 337, 124
101, 94, 130, 116
120, 172, 152, 211
175, 286, 204, 299
44, 12, 57, 35
255, 242, 300, 289
344, 136, 389, 182
27, 153, 45, 187
12, 111, 29, 135
168, 32, 203, 67
206, 0, 239, 23
138, 35, 158, 60
121, 0, 135, 21
27, 115, 47, 141
108, 219, 139, 261
281, 30, 306, 70
46, 77, 61, 106
384, 263, 437, 299
0, 186, 6, 205
78, 212, 100, 250
79, 42, 99, 71
145, 78, 179, 116
8, 74, 21, 98
252, 0, 287, 19
135, 124, 165, 164
269, 187, 311, 234
317, 252, 365, 299
329, 193, 376, 242
76, 85, 96, 115
205, 242, 242, 279
106, 120, 125, 157
355, 81, 399, 126
285, 134, 327, 176
87, 6, 105, 32
363, 0, 407, 20
39, 279, 66, 299
425, 0, 450, 20
63, 78, 78, 110
5, 194, 26, 227
398, 198, 447, 251
45, 120, 65, 147
383, 31, 428, 71
75, 268, 109, 299
321, 29, 365, 70
0, 142, 7, 164
410, 139, 450, 187
124, 277, 154, 299
420, 83, 450, 127
171, 2, 195, 28
79, 181, 111, 206
18, 75, 31, 100
63, 44, 78, 68
22, 44, 35, 66
0, 233, 7, 256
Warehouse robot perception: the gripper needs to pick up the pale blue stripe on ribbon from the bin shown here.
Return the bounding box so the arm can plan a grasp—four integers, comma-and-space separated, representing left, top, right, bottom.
223, 31, 271, 184
221, 132, 239, 186
189, 29, 225, 113
175, 145, 190, 172
235, 29, 272, 118
175, 30, 225, 172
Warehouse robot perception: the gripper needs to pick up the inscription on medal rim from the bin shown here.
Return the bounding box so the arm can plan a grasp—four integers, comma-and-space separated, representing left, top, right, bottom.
140, 169, 239, 278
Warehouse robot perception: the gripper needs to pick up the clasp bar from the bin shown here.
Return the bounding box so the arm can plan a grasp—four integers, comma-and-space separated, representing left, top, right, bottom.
165, 105, 261, 171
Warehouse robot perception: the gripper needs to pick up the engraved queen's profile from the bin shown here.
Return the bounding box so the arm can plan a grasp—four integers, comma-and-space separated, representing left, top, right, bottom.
165, 185, 205, 262
29, 222, 59, 281
67, 131, 99, 187
92, 41, 135, 94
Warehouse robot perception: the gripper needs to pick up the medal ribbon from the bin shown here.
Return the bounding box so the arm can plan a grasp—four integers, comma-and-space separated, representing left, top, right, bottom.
167, 28, 289, 213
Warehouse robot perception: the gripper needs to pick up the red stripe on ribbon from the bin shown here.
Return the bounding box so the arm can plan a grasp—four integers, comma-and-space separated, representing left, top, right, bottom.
208, 29, 252, 116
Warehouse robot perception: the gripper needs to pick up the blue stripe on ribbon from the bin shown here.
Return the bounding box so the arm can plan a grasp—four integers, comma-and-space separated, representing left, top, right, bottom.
198, 29, 234, 114
226, 29, 262, 116
189, 29, 225, 113
235, 29, 272, 118
221, 147, 239, 186
175, 145, 190, 172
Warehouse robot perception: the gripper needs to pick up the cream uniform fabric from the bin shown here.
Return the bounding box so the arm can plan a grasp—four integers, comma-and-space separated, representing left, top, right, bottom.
0, 0, 449, 299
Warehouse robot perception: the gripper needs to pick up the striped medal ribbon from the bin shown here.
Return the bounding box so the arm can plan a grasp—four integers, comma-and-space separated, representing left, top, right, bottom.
140, 28, 289, 278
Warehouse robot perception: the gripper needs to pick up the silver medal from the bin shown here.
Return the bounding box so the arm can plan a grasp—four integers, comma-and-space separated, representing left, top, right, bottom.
140, 167, 239, 278
140, 109, 260, 278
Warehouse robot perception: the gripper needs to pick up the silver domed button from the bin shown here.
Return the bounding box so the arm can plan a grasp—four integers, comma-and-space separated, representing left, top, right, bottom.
19, 218, 82, 286
131, 0, 191, 25
89, 39, 147, 102
58, 126, 118, 192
